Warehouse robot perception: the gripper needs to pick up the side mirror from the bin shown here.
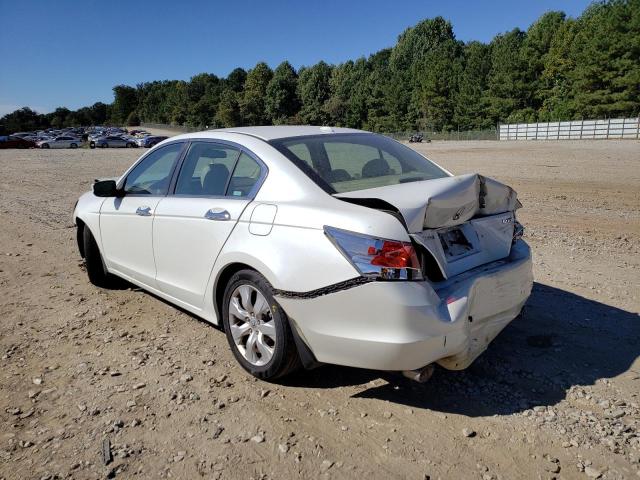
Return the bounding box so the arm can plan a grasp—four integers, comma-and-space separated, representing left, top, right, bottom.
93, 179, 121, 197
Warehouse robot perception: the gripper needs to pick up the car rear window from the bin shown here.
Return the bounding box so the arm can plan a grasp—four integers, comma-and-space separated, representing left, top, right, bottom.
269, 133, 448, 193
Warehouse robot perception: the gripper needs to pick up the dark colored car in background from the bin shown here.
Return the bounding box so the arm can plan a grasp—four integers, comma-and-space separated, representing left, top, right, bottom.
137, 135, 168, 148
0, 135, 37, 149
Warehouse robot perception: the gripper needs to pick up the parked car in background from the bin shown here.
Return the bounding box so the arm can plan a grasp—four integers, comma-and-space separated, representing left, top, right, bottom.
88, 131, 105, 142
134, 136, 148, 147
136, 135, 168, 148
0, 135, 37, 149
19, 134, 40, 142
74, 126, 532, 381
90, 135, 137, 149
129, 129, 149, 137
37, 136, 82, 149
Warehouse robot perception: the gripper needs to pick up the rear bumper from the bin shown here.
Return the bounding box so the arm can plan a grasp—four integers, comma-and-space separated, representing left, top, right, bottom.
277, 240, 533, 371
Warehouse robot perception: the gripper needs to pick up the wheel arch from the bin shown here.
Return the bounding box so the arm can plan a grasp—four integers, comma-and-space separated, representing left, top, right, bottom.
76, 217, 86, 258
212, 260, 319, 370
213, 262, 257, 327
75, 216, 103, 258
73, 193, 104, 261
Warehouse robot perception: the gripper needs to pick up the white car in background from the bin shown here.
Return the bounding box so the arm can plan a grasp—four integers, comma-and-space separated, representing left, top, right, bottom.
38, 135, 82, 149
73, 126, 532, 381
90, 135, 137, 149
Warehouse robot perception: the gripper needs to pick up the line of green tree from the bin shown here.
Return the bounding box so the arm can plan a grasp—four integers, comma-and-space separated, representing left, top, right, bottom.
2, 0, 638, 135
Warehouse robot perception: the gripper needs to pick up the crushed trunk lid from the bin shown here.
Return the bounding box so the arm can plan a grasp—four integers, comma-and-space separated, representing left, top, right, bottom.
335, 174, 522, 279
335, 173, 520, 233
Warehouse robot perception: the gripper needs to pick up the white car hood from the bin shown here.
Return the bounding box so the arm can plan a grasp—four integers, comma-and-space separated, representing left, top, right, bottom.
335, 173, 520, 233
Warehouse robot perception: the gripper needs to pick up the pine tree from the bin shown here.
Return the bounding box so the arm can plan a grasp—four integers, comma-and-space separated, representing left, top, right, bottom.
454, 42, 492, 129
214, 89, 242, 127
240, 63, 273, 126
297, 61, 332, 125
265, 61, 300, 124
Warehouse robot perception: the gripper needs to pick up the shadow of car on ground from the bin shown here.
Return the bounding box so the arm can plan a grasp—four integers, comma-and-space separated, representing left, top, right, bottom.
283, 282, 640, 417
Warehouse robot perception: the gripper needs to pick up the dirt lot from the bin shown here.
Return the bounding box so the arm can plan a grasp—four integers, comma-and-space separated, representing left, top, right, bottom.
0, 139, 638, 480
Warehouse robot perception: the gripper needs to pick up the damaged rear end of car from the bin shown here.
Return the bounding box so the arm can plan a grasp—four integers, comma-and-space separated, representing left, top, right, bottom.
268, 132, 533, 375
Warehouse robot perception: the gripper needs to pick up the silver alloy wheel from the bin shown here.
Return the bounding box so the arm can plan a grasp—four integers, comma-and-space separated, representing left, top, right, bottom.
228, 284, 276, 366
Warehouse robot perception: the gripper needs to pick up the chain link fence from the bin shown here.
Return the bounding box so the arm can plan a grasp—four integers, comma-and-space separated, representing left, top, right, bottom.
140, 123, 202, 133
141, 123, 499, 141
387, 129, 498, 142
135, 119, 640, 141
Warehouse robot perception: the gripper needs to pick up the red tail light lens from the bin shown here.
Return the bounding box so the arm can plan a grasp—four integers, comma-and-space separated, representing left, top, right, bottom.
325, 226, 423, 280
368, 241, 421, 269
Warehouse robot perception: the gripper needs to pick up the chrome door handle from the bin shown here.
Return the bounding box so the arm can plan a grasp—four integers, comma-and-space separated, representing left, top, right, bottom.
204, 208, 230, 221
136, 206, 152, 216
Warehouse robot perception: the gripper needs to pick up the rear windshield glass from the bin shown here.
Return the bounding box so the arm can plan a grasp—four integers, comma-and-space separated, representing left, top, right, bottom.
269, 133, 448, 193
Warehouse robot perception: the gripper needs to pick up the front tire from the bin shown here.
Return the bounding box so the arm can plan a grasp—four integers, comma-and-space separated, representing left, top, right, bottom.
70, 143, 78, 149
41, 143, 50, 149
82, 227, 113, 287
222, 270, 300, 380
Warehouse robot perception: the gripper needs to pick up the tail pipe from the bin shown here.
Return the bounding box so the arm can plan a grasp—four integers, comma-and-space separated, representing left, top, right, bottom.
401, 364, 434, 383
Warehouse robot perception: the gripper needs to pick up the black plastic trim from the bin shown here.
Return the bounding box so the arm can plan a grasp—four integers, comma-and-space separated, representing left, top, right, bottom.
287, 318, 322, 370
273, 276, 374, 299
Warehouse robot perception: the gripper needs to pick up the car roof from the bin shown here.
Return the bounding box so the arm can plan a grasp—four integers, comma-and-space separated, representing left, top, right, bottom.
202, 125, 366, 141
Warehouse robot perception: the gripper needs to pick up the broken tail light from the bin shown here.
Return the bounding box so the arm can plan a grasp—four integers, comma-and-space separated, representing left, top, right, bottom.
324, 226, 423, 280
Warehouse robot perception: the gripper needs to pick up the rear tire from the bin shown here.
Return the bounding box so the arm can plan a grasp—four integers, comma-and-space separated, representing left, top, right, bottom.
82, 227, 114, 288
89, 142, 95, 149
101, 143, 107, 148
222, 270, 301, 381
70, 143, 77, 149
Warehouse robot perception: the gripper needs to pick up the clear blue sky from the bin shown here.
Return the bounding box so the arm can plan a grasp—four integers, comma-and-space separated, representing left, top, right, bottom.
0, 0, 594, 116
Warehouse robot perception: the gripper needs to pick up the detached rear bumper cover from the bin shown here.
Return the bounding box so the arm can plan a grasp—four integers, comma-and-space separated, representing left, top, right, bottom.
277, 240, 533, 371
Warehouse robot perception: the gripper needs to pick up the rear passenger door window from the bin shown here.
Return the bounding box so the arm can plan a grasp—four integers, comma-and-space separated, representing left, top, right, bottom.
174, 142, 263, 198
174, 142, 240, 197
227, 153, 262, 197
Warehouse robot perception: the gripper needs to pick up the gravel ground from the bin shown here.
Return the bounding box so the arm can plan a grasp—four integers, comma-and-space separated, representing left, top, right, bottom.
0, 139, 638, 480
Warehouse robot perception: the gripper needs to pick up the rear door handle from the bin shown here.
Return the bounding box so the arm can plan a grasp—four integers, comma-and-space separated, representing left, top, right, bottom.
136, 206, 152, 216
204, 208, 230, 221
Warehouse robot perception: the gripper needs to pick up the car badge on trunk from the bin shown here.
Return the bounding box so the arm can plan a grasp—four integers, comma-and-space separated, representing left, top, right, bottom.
452, 207, 465, 221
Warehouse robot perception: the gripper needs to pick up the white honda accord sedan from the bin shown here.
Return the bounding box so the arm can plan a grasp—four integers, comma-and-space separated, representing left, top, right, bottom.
73, 126, 533, 381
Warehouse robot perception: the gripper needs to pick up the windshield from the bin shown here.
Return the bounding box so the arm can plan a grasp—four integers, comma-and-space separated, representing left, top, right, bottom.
269, 133, 448, 193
